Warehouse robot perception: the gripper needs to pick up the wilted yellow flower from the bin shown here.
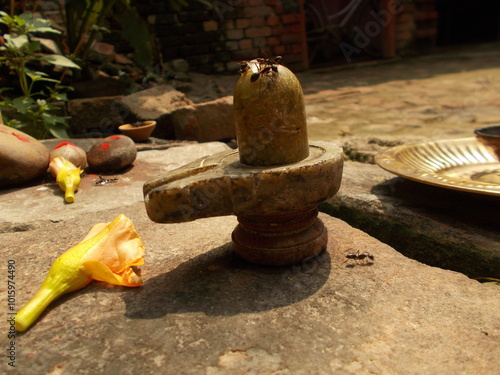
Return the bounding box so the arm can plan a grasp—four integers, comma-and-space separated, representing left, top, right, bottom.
16, 214, 145, 332
49, 156, 82, 203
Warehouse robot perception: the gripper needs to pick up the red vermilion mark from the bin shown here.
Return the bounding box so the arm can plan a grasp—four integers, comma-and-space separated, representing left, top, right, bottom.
12, 133, 29, 142
0, 129, 6, 133
54, 141, 77, 149
100, 142, 110, 150
109, 135, 121, 140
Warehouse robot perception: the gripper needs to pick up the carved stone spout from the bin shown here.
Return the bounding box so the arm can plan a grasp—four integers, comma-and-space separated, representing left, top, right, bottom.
144, 59, 343, 266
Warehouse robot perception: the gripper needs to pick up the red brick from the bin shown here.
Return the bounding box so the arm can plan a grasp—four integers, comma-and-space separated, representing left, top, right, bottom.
282, 53, 303, 64
226, 29, 244, 40
226, 40, 239, 50
399, 3, 415, 12
252, 37, 267, 49
232, 49, 259, 60
239, 38, 253, 50
266, 15, 280, 26
291, 43, 303, 54
203, 20, 218, 32
245, 26, 272, 38
290, 24, 303, 34
282, 14, 301, 24
272, 26, 288, 36
246, 0, 263, 6
251, 16, 265, 27
267, 36, 280, 46
222, 19, 234, 29
397, 30, 414, 42
243, 6, 273, 18
397, 13, 413, 23
273, 45, 286, 55
236, 18, 251, 29
281, 33, 302, 44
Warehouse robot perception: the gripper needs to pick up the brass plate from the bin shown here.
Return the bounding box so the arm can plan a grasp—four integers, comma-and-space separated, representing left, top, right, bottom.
375, 138, 500, 196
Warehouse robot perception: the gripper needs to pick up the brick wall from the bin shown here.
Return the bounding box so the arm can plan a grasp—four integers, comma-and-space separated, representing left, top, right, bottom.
395, 0, 438, 55
137, 0, 308, 74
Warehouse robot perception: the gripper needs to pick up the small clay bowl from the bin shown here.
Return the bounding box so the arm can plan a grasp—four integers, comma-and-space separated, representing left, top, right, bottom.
119, 121, 156, 142
474, 126, 500, 161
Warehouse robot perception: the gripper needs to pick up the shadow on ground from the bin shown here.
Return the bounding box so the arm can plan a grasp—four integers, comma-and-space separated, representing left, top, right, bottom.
123, 243, 331, 318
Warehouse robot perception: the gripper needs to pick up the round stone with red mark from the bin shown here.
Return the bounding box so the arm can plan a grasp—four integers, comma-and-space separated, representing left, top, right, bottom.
50, 142, 87, 169
0, 124, 50, 187
87, 135, 137, 173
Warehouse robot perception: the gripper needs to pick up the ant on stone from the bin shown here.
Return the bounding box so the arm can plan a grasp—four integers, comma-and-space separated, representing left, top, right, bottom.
250, 56, 282, 82
342, 249, 375, 267
238, 56, 282, 82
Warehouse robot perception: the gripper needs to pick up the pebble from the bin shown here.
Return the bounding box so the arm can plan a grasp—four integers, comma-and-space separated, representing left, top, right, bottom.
0, 125, 49, 187
87, 135, 137, 173
49, 142, 87, 169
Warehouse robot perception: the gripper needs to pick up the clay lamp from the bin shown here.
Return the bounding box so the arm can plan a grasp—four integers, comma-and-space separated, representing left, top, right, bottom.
119, 120, 156, 142
143, 59, 344, 266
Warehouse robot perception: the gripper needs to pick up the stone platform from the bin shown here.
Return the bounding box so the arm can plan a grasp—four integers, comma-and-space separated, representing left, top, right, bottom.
1, 143, 499, 375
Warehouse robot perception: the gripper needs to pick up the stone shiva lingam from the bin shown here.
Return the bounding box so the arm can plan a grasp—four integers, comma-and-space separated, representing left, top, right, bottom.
143, 57, 343, 266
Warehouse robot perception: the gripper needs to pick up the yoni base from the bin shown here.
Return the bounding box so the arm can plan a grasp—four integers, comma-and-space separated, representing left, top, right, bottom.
231, 207, 328, 266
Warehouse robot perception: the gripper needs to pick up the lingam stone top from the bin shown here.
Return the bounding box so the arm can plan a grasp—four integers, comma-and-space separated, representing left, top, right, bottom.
144, 58, 344, 265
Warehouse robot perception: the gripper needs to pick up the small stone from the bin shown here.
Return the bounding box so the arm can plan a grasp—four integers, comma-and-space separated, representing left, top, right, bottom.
67, 95, 124, 134
0, 125, 49, 187
114, 53, 134, 65
118, 84, 193, 139
171, 59, 190, 73
49, 142, 87, 169
87, 135, 137, 173
172, 96, 235, 142
91, 42, 116, 61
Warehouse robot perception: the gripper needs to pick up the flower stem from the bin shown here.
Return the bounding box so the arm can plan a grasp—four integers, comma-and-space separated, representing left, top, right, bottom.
16, 272, 90, 332
16, 284, 67, 332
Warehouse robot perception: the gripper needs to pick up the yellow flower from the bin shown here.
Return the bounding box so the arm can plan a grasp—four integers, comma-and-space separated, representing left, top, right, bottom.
49, 157, 82, 203
16, 214, 145, 332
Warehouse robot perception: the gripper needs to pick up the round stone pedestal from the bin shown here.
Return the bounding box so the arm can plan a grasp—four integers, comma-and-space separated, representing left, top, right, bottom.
232, 207, 327, 266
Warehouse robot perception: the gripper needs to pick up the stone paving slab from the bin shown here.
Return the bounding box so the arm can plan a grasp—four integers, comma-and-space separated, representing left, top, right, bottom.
299, 48, 500, 142
0, 146, 499, 374
321, 160, 500, 279
2, 46, 500, 374
0, 142, 230, 229
1, 208, 499, 375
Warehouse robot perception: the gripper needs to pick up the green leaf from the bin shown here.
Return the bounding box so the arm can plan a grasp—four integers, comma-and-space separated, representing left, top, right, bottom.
50, 92, 68, 102
19, 12, 61, 34
90, 24, 110, 33
26, 40, 41, 55
42, 113, 69, 138
25, 70, 60, 84
41, 55, 81, 69
4, 35, 29, 50
12, 96, 35, 114
31, 18, 61, 34
116, 7, 153, 69
36, 99, 48, 107
48, 126, 69, 139
5, 118, 24, 129
0, 11, 11, 25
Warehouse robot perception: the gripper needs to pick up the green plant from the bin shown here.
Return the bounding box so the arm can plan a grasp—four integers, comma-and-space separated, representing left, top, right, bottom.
0, 11, 80, 138
56, 0, 154, 70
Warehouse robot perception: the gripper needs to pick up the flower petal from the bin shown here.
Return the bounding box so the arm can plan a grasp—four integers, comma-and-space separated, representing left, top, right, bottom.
80, 214, 145, 273
80, 260, 143, 287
